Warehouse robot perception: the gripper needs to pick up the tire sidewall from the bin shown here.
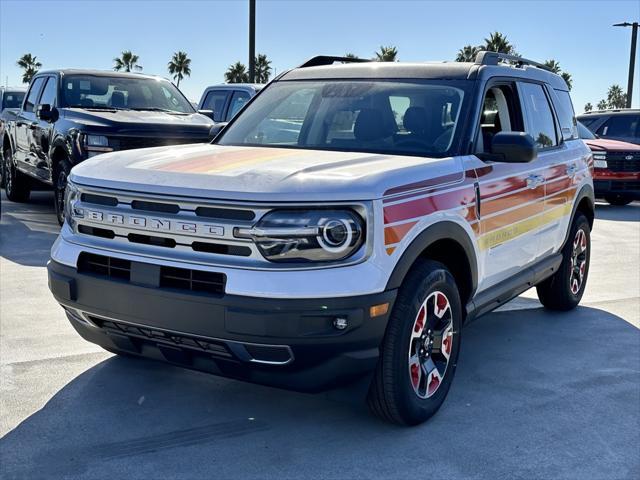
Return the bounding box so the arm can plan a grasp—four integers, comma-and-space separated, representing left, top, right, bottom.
4, 147, 15, 197
564, 214, 591, 303
54, 159, 71, 226
389, 263, 462, 423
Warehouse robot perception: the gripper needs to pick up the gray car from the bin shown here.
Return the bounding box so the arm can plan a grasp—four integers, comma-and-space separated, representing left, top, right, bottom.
197, 84, 263, 123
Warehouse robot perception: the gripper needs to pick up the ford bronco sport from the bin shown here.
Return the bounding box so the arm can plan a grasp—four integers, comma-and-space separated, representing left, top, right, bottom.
48, 52, 595, 425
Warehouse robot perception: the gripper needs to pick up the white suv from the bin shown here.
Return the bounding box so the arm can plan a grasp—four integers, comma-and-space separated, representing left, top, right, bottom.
48, 53, 594, 425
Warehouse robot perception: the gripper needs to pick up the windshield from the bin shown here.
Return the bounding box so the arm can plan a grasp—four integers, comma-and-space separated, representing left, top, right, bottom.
577, 121, 596, 140
60, 75, 194, 113
2, 91, 25, 109
216, 80, 470, 157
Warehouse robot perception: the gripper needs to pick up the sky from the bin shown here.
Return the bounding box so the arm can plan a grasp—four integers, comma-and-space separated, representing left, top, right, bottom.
0, 0, 638, 112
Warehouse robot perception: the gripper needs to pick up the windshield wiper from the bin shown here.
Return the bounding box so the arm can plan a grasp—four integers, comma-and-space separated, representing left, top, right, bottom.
69, 105, 130, 111
130, 107, 190, 115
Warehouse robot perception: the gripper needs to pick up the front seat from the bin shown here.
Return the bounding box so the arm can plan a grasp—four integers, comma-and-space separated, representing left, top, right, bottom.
111, 91, 126, 108
353, 108, 392, 143
403, 106, 429, 137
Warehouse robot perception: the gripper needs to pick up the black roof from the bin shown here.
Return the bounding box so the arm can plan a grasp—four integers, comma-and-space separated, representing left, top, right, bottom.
35, 69, 168, 81
280, 60, 569, 90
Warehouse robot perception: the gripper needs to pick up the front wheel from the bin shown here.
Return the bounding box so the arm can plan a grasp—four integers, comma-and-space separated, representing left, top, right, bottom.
54, 159, 72, 226
604, 194, 633, 206
367, 259, 462, 425
536, 213, 591, 311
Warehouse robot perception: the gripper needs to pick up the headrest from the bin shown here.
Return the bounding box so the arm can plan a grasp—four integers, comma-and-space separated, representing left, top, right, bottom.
354, 108, 390, 142
403, 106, 429, 135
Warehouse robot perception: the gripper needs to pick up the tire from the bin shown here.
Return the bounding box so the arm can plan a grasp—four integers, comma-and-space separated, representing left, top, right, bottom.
54, 159, 72, 226
536, 213, 591, 311
3, 146, 30, 202
604, 194, 633, 206
367, 259, 462, 425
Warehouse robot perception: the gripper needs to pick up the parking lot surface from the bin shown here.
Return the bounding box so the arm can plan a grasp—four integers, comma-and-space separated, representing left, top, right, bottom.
1, 192, 639, 480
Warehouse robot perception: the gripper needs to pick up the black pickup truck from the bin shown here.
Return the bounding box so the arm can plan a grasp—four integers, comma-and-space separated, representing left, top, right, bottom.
1, 70, 214, 224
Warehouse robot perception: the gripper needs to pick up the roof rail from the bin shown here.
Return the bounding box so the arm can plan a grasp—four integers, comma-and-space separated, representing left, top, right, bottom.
474, 51, 553, 72
298, 55, 372, 68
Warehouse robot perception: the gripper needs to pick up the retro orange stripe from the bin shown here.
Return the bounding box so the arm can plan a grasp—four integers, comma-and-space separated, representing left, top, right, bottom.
480, 201, 545, 233
481, 185, 544, 216
384, 221, 418, 245
152, 148, 298, 173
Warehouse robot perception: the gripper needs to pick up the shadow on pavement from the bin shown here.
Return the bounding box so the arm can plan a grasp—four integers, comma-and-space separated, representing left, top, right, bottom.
1, 305, 638, 479
595, 201, 640, 222
0, 192, 59, 267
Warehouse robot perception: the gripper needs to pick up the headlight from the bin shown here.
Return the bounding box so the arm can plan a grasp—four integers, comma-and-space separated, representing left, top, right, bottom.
63, 180, 81, 228
84, 134, 113, 156
236, 209, 365, 263
592, 152, 607, 168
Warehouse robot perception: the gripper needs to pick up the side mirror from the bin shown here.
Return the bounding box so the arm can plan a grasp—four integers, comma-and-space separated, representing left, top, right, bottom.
198, 109, 215, 121
490, 132, 537, 163
209, 123, 227, 139
36, 104, 57, 122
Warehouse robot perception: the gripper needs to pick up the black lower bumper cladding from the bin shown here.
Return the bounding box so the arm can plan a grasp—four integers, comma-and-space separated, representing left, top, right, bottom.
48, 259, 396, 392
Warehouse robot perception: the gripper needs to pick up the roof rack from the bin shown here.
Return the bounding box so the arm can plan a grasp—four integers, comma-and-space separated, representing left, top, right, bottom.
474, 51, 553, 72
298, 55, 372, 68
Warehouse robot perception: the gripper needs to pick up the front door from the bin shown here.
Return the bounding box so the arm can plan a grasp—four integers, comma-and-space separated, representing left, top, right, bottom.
32, 76, 58, 182
14, 76, 45, 174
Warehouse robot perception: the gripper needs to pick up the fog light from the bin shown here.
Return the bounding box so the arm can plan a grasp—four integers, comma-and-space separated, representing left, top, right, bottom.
333, 317, 348, 330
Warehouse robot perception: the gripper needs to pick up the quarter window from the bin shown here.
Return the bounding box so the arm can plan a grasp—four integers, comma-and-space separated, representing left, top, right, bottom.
553, 89, 577, 141
24, 77, 45, 113
520, 82, 558, 149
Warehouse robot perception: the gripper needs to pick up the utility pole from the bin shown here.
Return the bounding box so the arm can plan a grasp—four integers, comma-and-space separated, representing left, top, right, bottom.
614, 21, 638, 108
249, 0, 256, 83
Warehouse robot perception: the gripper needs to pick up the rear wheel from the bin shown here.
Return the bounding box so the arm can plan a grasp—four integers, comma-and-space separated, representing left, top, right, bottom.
54, 159, 71, 226
367, 259, 462, 425
536, 213, 590, 311
604, 194, 633, 206
4, 147, 31, 202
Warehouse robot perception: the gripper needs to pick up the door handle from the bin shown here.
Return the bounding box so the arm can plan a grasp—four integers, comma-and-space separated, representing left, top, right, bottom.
566, 164, 578, 178
526, 174, 544, 189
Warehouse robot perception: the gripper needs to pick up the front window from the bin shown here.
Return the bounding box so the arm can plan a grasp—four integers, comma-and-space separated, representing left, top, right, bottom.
60, 74, 194, 113
217, 80, 470, 157
2, 91, 25, 109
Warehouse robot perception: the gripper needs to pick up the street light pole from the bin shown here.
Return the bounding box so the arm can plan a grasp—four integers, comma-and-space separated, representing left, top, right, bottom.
614, 21, 638, 108
249, 0, 256, 83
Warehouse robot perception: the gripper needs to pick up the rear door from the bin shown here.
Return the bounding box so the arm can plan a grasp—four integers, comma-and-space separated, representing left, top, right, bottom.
518, 82, 575, 257
14, 76, 45, 173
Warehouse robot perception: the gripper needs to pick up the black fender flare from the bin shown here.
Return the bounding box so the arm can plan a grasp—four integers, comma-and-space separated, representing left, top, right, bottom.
385, 221, 478, 295
561, 183, 595, 247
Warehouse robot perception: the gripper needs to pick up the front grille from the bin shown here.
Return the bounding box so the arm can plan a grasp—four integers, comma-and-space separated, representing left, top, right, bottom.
78, 252, 131, 280
607, 152, 640, 172
112, 136, 210, 151
77, 253, 226, 295
160, 266, 226, 294
90, 316, 233, 358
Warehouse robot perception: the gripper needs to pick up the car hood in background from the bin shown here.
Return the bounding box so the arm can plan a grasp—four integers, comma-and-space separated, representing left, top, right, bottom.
584, 138, 640, 152
70, 144, 465, 202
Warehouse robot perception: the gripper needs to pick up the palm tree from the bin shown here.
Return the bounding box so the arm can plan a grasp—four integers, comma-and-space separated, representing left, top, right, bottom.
597, 99, 608, 111
254, 54, 272, 83
483, 32, 516, 55
584, 103, 593, 113
543, 59, 562, 74
561, 72, 573, 91
16, 54, 42, 84
455, 45, 481, 62
606, 84, 627, 108
344, 53, 359, 59
374, 46, 398, 62
225, 62, 249, 83
168, 51, 191, 87
113, 51, 142, 72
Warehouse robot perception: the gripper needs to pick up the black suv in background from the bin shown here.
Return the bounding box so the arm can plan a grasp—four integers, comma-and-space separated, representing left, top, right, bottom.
2, 70, 215, 224
0, 86, 26, 186
577, 109, 640, 145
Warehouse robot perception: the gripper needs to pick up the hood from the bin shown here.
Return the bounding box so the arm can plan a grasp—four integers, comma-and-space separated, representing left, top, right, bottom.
69, 144, 464, 202
584, 138, 640, 152
62, 108, 213, 135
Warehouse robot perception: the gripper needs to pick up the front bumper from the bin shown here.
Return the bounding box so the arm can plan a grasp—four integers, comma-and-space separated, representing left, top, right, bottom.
593, 170, 640, 199
48, 259, 396, 392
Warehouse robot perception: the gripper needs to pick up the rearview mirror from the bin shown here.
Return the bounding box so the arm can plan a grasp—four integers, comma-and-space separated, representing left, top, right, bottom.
490, 132, 537, 163
198, 109, 215, 121
36, 104, 57, 123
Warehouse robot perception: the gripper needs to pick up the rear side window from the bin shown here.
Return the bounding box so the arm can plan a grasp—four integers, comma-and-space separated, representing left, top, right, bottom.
597, 115, 640, 139
24, 77, 45, 113
2, 91, 25, 109
553, 89, 578, 141
202, 90, 229, 122
519, 82, 558, 149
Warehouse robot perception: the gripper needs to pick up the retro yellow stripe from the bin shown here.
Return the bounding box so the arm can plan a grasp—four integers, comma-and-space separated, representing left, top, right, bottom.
202, 149, 300, 174
478, 203, 572, 251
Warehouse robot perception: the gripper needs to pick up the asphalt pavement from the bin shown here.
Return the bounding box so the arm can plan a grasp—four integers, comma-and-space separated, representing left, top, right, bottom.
1, 191, 639, 480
